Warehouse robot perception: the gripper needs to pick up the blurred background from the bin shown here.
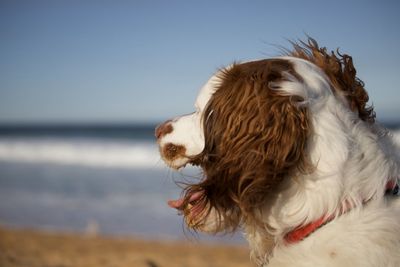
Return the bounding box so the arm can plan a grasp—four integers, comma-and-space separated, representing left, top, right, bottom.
0, 0, 399, 246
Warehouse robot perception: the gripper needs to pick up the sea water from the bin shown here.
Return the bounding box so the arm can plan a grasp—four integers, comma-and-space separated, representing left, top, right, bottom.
0, 123, 399, 243
0, 124, 244, 243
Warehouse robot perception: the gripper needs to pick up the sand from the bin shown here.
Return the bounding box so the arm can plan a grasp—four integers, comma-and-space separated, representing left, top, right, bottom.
0, 227, 254, 267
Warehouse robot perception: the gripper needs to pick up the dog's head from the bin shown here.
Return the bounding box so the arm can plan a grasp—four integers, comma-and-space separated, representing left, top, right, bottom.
156, 39, 375, 233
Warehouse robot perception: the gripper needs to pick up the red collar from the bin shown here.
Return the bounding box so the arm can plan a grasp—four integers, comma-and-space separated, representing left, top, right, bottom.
284, 180, 398, 245
284, 215, 331, 245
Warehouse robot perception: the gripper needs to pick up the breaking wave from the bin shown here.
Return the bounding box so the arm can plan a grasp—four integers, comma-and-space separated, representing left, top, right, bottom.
0, 137, 163, 169
0, 129, 399, 169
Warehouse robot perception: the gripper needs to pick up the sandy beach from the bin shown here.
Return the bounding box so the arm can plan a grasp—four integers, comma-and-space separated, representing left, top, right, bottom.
0, 226, 253, 267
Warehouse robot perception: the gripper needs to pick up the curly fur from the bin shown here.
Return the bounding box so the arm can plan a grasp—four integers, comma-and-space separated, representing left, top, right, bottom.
156, 39, 400, 266
185, 59, 312, 231
289, 39, 375, 123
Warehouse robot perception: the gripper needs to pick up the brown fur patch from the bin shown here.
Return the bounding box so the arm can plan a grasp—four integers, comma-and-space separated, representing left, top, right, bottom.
155, 121, 173, 139
163, 143, 186, 161
289, 38, 375, 122
184, 59, 312, 231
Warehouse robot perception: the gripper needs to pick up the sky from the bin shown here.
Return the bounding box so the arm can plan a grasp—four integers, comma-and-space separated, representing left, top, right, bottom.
0, 0, 399, 124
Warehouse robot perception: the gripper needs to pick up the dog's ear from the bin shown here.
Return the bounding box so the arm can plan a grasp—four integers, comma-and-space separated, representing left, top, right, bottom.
185, 60, 311, 229
290, 38, 375, 122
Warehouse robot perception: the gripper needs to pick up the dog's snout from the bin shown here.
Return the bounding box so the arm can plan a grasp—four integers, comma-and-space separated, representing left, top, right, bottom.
155, 120, 173, 139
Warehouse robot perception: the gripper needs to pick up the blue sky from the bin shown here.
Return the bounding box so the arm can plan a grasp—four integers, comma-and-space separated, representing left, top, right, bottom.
1, 0, 399, 124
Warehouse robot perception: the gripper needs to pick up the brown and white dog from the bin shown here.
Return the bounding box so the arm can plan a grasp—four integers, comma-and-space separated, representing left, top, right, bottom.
155, 39, 400, 266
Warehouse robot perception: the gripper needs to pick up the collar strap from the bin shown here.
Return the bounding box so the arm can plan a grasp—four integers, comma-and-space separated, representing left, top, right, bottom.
284, 180, 398, 245
284, 215, 331, 245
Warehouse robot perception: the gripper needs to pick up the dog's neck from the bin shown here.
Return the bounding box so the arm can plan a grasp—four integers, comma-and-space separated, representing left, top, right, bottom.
268, 98, 398, 234
245, 181, 398, 266
286, 180, 398, 245
243, 104, 400, 264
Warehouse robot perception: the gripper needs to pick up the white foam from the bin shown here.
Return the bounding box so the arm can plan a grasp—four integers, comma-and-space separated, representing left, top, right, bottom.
1, 128, 399, 170
0, 138, 163, 169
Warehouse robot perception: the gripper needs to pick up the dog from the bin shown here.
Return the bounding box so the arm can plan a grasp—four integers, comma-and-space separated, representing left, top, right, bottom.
155, 39, 400, 266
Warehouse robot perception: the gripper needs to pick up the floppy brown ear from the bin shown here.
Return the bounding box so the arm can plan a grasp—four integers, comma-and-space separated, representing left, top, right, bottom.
290, 38, 375, 122
185, 59, 311, 230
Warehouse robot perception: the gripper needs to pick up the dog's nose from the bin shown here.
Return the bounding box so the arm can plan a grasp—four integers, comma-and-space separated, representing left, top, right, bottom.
155, 120, 173, 139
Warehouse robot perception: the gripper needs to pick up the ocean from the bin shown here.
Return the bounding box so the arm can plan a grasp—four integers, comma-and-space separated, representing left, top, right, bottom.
0, 124, 245, 243
0, 123, 399, 243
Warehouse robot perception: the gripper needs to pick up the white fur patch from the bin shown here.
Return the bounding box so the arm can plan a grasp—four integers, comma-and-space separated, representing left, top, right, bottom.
158, 72, 221, 168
